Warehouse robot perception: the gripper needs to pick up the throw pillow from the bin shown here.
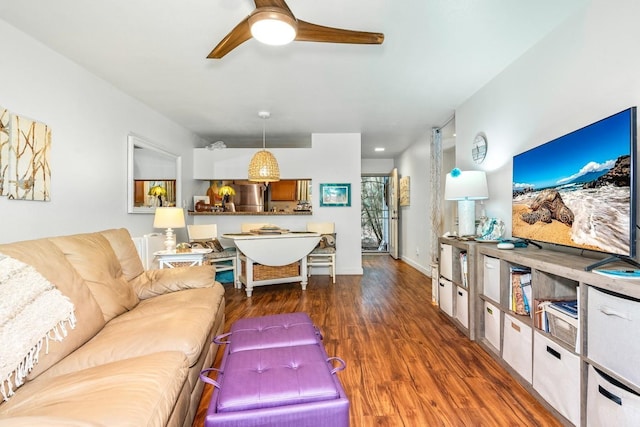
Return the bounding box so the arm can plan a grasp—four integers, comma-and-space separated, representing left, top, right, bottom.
317, 233, 336, 249
191, 238, 225, 252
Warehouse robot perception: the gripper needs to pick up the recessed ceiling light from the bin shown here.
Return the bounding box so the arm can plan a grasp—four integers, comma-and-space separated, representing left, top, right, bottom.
374, 147, 385, 152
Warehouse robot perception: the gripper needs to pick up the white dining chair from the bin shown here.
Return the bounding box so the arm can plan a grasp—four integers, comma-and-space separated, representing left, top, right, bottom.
306, 222, 336, 283
187, 224, 239, 286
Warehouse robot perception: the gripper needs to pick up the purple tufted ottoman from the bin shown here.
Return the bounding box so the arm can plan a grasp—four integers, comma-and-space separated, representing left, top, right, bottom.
201, 313, 349, 427
214, 312, 323, 353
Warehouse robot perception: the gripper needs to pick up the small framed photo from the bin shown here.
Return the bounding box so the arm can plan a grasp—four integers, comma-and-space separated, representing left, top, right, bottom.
319, 183, 351, 207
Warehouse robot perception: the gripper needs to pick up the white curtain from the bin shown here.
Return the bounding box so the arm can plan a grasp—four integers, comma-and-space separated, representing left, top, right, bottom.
430, 127, 443, 265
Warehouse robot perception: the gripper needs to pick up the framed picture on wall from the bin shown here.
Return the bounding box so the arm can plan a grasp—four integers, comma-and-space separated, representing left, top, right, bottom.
319, 183, 351, 207
399, 176, 410, 206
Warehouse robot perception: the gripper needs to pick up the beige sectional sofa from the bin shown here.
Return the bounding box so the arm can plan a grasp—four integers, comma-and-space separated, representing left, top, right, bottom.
0, 228, 225, 427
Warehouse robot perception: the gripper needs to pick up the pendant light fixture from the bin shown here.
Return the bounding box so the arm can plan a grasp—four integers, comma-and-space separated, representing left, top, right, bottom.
248, 111, 280, 184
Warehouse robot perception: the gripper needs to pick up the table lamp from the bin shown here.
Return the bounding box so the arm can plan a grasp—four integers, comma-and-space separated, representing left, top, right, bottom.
444, 168, 489, 236
218, 185, 236, 211
153, 207, 185, 252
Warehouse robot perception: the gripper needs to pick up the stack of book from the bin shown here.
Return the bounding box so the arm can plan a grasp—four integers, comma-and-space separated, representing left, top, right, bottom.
549, 300, 578, 318
509, 266, 532, 316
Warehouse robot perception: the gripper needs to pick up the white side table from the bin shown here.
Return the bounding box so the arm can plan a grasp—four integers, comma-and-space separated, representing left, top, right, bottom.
154, 248, 212, 269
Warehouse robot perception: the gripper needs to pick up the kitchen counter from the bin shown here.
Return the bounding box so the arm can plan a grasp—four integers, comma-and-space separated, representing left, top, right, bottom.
188, 211, 312, 216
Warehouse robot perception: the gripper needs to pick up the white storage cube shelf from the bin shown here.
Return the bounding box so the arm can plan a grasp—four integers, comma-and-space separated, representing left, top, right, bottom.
472, 244, 640, 427
588, 286, 640, 387
455, 286, 469, 329
483, 301, 501, 352
439, 277, 453, 317
587, 365, 640, 426
533, 332, 581, 426
440, 244, 453, 281
503, 314, 532, 383
483, 256, 500, 303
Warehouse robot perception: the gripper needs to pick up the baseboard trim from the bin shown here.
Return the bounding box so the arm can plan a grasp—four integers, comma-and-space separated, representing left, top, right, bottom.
400, 256, 430, 277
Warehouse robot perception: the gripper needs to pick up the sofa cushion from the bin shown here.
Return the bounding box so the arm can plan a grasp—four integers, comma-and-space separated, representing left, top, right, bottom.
130, 264, 216, 300
0, 239, 105, 380
49, 233, 139, 322
0, 416, 103, 426
99, 228, 145, 281
37, 286, 225, 380
0, 352, 189, 427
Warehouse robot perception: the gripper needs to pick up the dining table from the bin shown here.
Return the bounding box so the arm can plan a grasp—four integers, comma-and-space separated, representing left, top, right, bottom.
221, 231, 321, 297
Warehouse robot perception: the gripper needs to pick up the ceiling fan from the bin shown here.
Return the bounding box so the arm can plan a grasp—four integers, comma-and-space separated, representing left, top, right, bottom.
207, 0, 384, 59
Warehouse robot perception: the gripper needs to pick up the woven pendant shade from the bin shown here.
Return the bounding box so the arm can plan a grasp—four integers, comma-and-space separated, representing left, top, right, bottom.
249, 111, 280, 183
248, 150, 280, 182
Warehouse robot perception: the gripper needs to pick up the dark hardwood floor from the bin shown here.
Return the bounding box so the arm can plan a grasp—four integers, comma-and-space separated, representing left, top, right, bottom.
193, 255, 561, 426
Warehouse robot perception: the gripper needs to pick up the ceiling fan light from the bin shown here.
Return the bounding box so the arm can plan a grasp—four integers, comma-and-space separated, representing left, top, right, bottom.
249, 9, 297, 46
248, 150, 280, 183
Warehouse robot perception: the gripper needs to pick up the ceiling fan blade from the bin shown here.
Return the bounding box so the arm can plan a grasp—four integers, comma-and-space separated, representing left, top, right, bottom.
207, 17, 252, 59
296, 20, 384, 45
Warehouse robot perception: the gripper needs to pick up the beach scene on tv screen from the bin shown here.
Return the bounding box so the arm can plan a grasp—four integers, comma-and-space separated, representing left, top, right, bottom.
512, 110, 633, 256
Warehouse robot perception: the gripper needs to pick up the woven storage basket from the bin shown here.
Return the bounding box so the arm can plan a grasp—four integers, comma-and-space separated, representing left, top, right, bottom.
169, 261, 198, 268
547, 309, 578, 347
243, 262, 300, 281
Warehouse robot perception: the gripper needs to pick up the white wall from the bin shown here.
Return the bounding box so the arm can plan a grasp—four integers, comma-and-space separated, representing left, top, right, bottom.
192, 134, 363, 275
0, 20, 364, 275
0, 20, 205, 244
455, 0, 640, 245
361, 158, 394, 175
395, 135, 431, 275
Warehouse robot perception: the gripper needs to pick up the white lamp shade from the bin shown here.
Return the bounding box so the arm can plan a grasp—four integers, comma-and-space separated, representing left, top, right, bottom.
153, 207, 185, 229
444, 170, 489, 200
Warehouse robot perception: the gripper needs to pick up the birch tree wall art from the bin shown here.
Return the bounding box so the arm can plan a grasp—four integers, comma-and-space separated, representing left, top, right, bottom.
0, 107, 10, 196
0, 108, 51, 201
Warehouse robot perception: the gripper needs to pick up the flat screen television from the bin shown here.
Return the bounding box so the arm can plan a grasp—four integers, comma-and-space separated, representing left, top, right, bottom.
512, 107, 637, 269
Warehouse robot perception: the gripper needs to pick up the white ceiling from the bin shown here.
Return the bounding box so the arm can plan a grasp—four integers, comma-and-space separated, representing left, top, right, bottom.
0, 0, 588, 158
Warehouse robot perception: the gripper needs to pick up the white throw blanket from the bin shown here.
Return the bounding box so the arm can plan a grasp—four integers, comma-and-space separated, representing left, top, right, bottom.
0, 253, 76, 401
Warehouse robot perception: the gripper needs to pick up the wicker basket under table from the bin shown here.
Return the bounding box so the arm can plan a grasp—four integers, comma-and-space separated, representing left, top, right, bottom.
242, 262, 300, 281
